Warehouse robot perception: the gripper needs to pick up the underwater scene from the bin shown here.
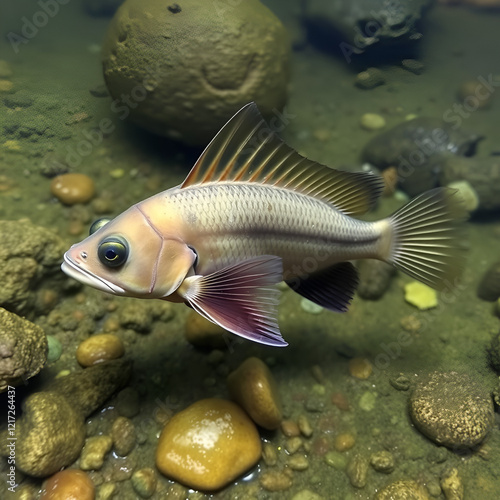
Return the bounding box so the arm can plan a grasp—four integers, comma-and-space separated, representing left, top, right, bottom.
1, 0, 500, 498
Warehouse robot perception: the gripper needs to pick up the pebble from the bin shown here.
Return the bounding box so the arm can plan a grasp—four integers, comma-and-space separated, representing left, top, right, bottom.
40, 469, 95, 500
97, 482, 116, 500
300, 298, 323, 314
375, 480, 429, 499
360, 113, 386, 131
409, 371, 494, 448
324, 451, 347, 469
346, 455, 368, 488
348, 357, 372, 379
50, 173, 95, 205
358, 391, 377, 411
370, 450, 395, 473
184, 310, 227, 348
0, 79, 13, 92
111, 416, 136, 456
402, 59, 425, 75
334, 433, 355, 452
287, 454, 309, 471
262, 442, 278, 466
286, 436, 303, 454
447, 180, 479, 212
227, 357, 283, 430
131, 468, 157, 498
281, 419, 301, 437
155, 398, 261, 491
440, 467, 463, 500
259, 470, 293, 492
76, 334, 125, 367
80, 435, 113, 470
404, 281, 438, 310
355, 67, 386, 89
297, 414, 313, 437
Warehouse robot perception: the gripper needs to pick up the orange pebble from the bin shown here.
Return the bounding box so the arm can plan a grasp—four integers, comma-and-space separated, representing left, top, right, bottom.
334, 432, 355, 452
76, 334, 125, 367
348, 357, 373, 379
40, 469, 95, 500
50, 173, 95, 205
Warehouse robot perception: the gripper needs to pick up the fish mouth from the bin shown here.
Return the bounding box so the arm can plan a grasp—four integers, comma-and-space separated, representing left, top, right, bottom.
61, 253, 126, 295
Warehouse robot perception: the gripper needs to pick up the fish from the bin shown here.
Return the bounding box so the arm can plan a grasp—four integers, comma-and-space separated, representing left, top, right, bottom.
62, 103, 466, 347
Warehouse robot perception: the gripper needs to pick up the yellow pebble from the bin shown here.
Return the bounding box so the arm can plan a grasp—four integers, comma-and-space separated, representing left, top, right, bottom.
3, 140, 20, 151
348, 357, 372, 379
50, 173, 95, 205
334, 432, 356, 452
227, 357, 282, 430
404, 281, 438, 310
0, 79, 13, 92
76, 334, 125, 367
40, 469, 95, 500
156, 398, 261, 491
109, 168, 124, 179
360, 113, 386, 131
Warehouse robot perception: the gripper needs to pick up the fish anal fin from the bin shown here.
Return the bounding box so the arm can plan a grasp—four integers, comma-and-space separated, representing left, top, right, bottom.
181, 103, 383, 216
287, 262, 359, 312
177, 255, 287, 347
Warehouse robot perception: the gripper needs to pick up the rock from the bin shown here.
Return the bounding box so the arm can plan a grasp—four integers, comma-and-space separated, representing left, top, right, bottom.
370, 450, 395, 473
0, 219, 66, 317
80, 435, 113, 470
402, 58, 425, 75
409, 371, 494, 449
355, 68, 386, 89
259, 470, 293, 491
334, 432, 355, 451
102, 0, 290, 146
457, 79, 494, 109
40, 469, 95, 500
348, 357, 372, 379
440, 467, 464, 500
357, 260, 396, 300
156, 398, 261, 491
438, 154, 500, 211
0, 392, 85, 477
184, 310, 227, 349
361, 118, 483, 197
50, 173, 95, 205
46, 335, 62, 363
49, 359, 132, 417
76, 334, 125, 367
446, 180, 479, 212
346, 455, 368, 488
0, 308, 47, 392
111, 416, 136, 456
360, 113, 386, 131
303, 0, 431, 58
375, 480, 429, 499
227, 357, 283, 430
131, 468, 157, 499
477, 261, 500, 301
404, 281, 438, 310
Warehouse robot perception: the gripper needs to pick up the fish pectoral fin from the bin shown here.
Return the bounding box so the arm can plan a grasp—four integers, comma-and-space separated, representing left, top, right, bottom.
286, 262, 359, 313
177, 255, 287, 347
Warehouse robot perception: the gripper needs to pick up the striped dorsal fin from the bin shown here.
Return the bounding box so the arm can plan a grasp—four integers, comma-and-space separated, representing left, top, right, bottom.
181, 103, 383, 216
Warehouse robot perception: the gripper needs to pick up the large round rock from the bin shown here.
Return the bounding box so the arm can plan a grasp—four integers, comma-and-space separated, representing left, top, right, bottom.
102, 0, 290, 146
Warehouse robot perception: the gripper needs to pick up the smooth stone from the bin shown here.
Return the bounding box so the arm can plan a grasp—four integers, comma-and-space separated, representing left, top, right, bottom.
50, 173, 95, 205
156, 398, 261, 491
360, 113, 386, 131
40, 469, 95, 500
404, 281, 438, 310
227, 357, 283, 430
76, 334, 125, 367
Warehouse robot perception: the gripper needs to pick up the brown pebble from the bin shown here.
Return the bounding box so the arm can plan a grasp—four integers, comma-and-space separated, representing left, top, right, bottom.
348, 358, 372, 379
262, 442, 278, 466
259, 470, 293, 492
334, 433, 355, 452
50, 173, 95, 205
281, 419, 300, 437
287, 454, 309, 471
40, 469, 95, 500
285, 436, 303, 454
331, 392, 350, 411
76, 334, 125, 367
111, 416, 136, 457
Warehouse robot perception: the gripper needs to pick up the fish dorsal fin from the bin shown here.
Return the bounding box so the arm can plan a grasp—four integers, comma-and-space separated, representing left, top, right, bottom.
181, 103, 383, 216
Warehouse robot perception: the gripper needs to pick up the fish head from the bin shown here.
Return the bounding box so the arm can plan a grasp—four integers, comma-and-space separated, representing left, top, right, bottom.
61, 206, 197, 299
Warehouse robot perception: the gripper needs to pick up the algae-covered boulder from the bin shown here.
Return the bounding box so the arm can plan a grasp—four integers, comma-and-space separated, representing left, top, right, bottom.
0, 219, 65, 317
0, 308, 47, 392
102, 0, 290, 146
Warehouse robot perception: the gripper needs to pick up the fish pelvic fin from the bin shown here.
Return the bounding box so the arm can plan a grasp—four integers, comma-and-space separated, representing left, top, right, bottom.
177, 255, 287, 347
382, 188, 468, 291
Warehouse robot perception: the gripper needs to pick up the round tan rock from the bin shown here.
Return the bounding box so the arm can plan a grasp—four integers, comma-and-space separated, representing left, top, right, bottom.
76, 334, 125, 367
156, 398, 261, 491
50, 173, 95, 205
102, 0, 290, 146
375, 480, 429, 500
227, 357, 282, 430
40, 469, 95, 500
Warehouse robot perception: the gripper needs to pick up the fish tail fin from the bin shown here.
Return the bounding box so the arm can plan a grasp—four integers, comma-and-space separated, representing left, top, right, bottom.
383, 188, 467, 290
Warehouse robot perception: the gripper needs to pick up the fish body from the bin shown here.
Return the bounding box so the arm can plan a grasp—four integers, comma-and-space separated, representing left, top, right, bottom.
62, 103, 465, 346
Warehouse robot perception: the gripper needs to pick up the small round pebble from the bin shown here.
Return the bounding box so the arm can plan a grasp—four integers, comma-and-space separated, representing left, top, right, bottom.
46, 335, 63, 363
259, 470, 293, 492
227, 357, 283, 430
281, 419, 300, 437
76, 334, 125, 367
370, 450, 395, 473
131, 468, 157, 499
360, 113, 386, 131
80, 435, 113, 470
40, 469, 95, 500
111, 416, 136, 456
355, 67, 386, 89
375, 480, 429, 500
334, 433, 355, 452
409, 371, 494, 449
348, 357, 372, 379
50, 173, 95, 205
156, 398, 261, 491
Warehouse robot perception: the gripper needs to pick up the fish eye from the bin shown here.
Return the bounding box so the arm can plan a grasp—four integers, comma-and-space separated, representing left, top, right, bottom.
97, 237, 129, 268
89, 218, 111, 235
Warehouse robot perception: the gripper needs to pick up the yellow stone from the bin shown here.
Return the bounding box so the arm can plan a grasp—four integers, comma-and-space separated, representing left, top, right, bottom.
404, 281, 438, 310
3, 140, 20, 151
76, 334, 125, 367
227, 357, 282, 430
156, 398, 261, 491
348, 357, 372, 379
